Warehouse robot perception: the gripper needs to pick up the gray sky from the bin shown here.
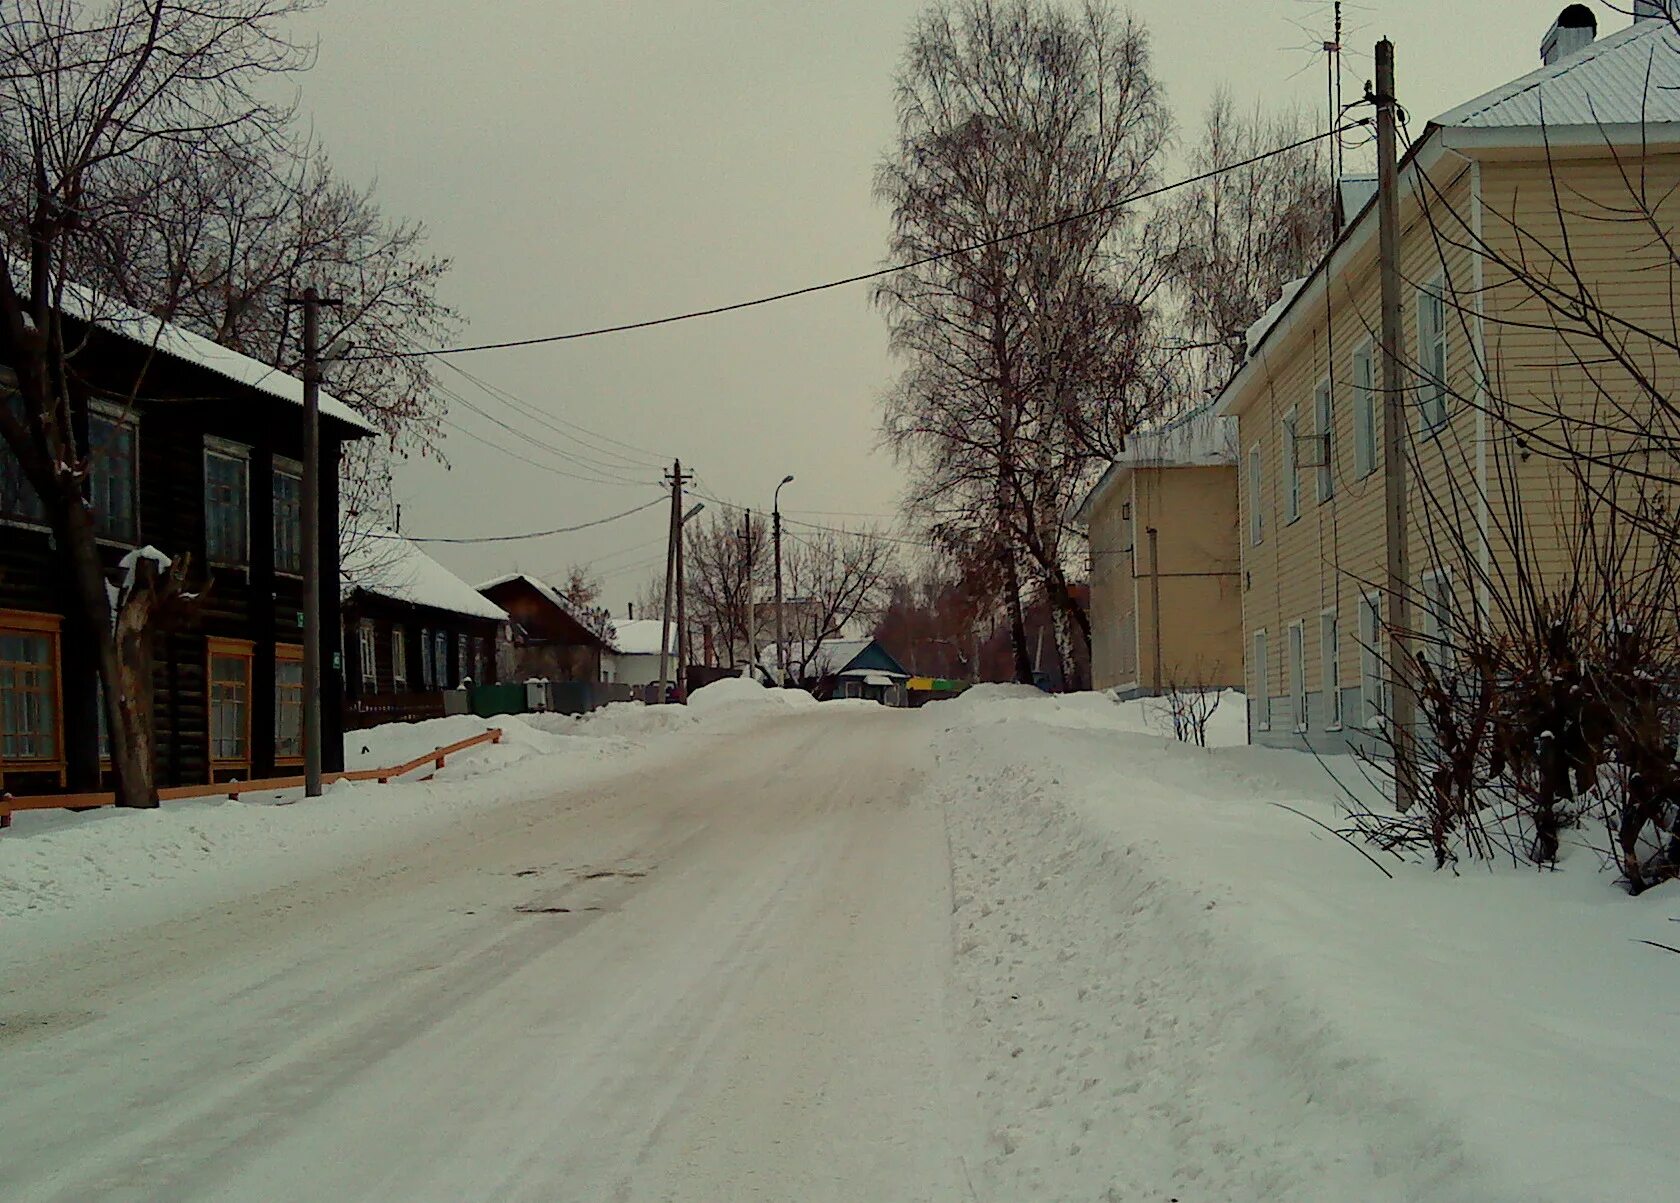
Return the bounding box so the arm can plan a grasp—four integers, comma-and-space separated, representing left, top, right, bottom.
293, 0, 1568, 611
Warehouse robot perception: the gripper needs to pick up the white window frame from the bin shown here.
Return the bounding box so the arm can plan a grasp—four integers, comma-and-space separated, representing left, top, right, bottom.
203, 436, 251, 566
420, 627, 434, 689
1248, 443, 1264, 546
1282, 409, 1301, 524
1252, 628, 1271, 731
1313, 377, 1334, 503
434, 630, 449, 688
1418, 571, 1453, 676
1320, 607, 1343, 730
1352, 341, 1377, 478
358, 619, 377, 691
273, 454, 303, 577
391, 625, 408, 691
89, 399, 140, 546
457, 632, 471, 686
1416, 275, 1449, 433
1359, 591, 1386, 729
1288, 620, 1307, 733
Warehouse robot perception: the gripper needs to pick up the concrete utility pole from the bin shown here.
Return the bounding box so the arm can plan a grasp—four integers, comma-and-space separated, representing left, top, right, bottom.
773, 474, 794, 686
656, 459, 687, 703
285, 285, 341, 798
1375, 38, 1416, 809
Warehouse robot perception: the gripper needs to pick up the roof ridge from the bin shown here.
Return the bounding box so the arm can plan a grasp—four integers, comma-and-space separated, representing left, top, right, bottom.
1439, 19, 1663, 126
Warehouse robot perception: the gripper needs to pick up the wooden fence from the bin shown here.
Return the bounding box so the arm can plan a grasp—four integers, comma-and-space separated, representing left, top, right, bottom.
0, 728, 503, 829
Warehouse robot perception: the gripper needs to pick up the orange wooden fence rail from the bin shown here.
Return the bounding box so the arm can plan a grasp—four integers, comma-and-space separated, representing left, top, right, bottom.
0, 728, 503, 829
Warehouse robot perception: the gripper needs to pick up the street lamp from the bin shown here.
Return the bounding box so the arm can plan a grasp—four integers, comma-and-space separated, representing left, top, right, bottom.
675, 502, 704, 700
773, 474, 795, 687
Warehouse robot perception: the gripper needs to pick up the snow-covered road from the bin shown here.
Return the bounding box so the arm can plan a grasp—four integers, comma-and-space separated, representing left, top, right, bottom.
0, 708, 961, 1201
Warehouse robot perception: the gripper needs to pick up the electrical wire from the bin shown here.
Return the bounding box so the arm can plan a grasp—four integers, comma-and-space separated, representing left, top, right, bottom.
357, 120, 1372, 361
372, 496, 667, 545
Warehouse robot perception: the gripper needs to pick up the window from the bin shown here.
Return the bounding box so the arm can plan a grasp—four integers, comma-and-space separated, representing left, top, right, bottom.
457, 633, 471, 685
0, 611, 61, 766
1321, 610, 1343, 729
420, 628, 434, 689
391, 625, 408, 690
0, 380, 46, 527
1313, 378, 1334, 503
1252, 629, 1270, 731
208, 637, 254, 767
358, 620, 378, 691
1282, 410, 1301, 523
89, 404, 138, 543
275, 644, 303, 762
476, 636, 491, 685
1352, 342, 1377, 478
1288, 621, 1307, 732
273, 457, 302, 574
204, 439, 249, 564
1417, 277, 1449, 431
434, 630, 450, 687
1248, 444, 1264, 546
1419, 572, 1454, 675
1359, 592, 1386, 729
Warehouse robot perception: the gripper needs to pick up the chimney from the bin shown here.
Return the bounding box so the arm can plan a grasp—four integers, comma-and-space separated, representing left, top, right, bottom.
1541, 5, 1597, 65
627, 602, 634, 620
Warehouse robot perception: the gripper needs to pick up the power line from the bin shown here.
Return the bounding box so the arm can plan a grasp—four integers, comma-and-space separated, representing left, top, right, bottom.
437, 381, 662, 486
438, 416, 662, 489
359, 120, 1371, 361
372, 496, 667, 545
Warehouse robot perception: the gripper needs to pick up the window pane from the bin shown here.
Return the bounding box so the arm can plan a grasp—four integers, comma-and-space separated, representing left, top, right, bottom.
205, 451, 248, 563
391, 627, 407, 687
275, 658, 303, 758
0, 631, 55, 759
209, 652, 249, 761
90, 413, 138, 542
0, 390, 47, 525
274, 469, 302, 573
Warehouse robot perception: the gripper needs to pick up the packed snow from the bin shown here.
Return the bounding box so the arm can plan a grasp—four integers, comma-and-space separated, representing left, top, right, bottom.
4, 685, 1675, 1200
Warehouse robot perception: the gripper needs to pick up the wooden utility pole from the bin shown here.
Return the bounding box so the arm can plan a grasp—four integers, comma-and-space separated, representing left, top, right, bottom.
1147, 526, 1163, 695
1375, 38, 1415, 808
773, 475, 793, 686
675, 505, 688, 702
742, 510, 755, 677
656, 459, 685, 702
285, 285, 341, 797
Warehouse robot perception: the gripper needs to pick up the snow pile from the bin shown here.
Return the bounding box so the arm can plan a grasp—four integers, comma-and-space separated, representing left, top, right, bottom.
685, 676, 818, 716
942, 684, 1249, 745
933, 699, 1680, 1201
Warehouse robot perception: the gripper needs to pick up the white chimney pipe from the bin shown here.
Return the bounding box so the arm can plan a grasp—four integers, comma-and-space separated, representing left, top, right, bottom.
1541, 5, 1598, 65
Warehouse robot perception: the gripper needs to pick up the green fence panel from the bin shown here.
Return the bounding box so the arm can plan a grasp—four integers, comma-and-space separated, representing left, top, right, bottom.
470, 683, 527, 718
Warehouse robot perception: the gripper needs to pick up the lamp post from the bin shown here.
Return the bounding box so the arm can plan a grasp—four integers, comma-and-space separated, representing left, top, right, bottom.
773, 475, 794, 687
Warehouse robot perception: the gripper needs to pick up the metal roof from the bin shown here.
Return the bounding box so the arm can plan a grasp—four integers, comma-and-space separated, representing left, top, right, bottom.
1433, 18, 1680, 130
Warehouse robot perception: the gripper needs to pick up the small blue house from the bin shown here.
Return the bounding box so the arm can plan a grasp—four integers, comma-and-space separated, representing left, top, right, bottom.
803, 638, 911, 706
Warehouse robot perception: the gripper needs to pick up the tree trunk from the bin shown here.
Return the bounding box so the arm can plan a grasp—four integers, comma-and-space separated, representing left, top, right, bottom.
1000, 543, 1033, 685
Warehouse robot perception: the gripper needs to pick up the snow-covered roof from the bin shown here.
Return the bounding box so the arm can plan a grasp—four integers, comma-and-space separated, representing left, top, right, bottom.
38, 266, 377, 435
1433, 17, 1680, 130
343, 530, 510, 621
612, 618, 672, 656
1073, 403, 1237, 525
1245, 277, 1309, 356
475, 572, 617, 647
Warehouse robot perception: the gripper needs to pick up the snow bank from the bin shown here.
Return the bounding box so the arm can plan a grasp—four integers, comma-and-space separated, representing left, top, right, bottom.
933, 705, 1680, 1201
943, 685, 1249, 746
0, 712, 661, 939
685, 676, 818, 716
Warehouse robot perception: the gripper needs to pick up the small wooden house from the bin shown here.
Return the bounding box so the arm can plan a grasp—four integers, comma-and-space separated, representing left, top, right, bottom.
340, 531, 509, 728
476, 573, 615, 684
800, 638, 912, 706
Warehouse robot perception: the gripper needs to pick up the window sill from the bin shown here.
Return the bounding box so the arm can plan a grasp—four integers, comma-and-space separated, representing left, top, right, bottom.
1326, 723, 1344, 733
1285, 514, 1301, 526
275, 569, 304, 581
0, 517, 51, 535
1294, 724, 1309, 735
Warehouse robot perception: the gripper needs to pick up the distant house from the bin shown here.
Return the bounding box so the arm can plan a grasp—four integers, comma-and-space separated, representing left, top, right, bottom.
1072, 404, 1244, 698
606, 617, 676, 691
1, 284, 375, 792
477, 573, 615, 684
792, 637, 911, 706
340, 531, 508, 726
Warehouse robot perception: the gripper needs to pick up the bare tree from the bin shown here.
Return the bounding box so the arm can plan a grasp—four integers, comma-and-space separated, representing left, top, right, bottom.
876, 0, 1172, 688
780, 528, 899, 681
681, 511, 767, 667
0, 0, 312, 806
1159, 91, 1335, 400
561, 562, 602, 609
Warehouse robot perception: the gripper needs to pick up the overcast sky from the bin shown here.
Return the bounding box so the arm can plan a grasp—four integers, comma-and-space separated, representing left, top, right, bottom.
293, 0, 1586, 612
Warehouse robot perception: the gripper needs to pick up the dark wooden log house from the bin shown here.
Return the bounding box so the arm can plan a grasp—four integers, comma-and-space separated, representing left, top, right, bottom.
0, 308, 374, 793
